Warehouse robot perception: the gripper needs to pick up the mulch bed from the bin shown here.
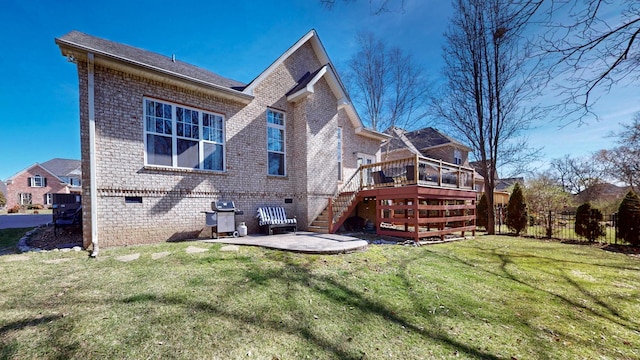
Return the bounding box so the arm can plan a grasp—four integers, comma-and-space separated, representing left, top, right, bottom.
27, 226, 83, 250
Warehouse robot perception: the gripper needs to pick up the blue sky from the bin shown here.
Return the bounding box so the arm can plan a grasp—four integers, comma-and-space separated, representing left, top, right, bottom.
0, 0, 637, 180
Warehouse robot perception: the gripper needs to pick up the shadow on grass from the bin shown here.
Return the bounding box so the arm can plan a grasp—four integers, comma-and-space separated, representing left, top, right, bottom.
424, 244, 640, 336
121, 252, 504, 360
0, 315, 64, 360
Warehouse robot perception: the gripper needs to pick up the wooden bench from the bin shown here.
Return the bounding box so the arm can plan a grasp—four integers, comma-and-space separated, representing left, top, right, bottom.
256, 207, 297, 235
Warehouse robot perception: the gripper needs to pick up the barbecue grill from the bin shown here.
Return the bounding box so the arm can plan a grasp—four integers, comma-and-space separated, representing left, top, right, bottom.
204, 200, 242, 238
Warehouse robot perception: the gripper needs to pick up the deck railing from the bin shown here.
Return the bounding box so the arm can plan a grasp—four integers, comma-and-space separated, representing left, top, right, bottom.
330, 155, 475, 226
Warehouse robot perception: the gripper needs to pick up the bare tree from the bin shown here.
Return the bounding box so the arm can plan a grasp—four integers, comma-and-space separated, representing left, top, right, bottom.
540, 0, 640, 120
433, 0, 544, 234
344, 32, 430, 132
524, 171, 572, 237
549, 154, 603, 194
596, 112, 640, 192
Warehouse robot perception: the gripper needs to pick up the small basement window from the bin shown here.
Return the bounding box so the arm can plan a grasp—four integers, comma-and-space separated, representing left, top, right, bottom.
125, 196, 143, 204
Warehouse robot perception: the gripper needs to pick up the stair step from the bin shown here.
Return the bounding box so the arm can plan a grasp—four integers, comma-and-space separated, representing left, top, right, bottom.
308, 225, 330, 234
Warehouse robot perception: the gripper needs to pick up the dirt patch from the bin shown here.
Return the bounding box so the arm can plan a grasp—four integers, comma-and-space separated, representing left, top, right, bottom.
27, 226, 83, 250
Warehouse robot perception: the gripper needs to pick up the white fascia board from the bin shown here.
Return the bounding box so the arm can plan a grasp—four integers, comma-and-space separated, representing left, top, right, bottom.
286, 66, 328, 102
56, 40, 253, 104
244, 30, 319, 95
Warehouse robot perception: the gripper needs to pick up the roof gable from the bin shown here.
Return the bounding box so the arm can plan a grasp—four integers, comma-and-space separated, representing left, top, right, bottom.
41, 158, 81, 178
5, 163, 65, 184
245, 30, 387, 141
384, 127, 471, 153
243, 30, 330, 95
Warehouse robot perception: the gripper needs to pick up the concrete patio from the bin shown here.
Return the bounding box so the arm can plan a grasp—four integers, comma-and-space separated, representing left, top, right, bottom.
199, 231, 369, 254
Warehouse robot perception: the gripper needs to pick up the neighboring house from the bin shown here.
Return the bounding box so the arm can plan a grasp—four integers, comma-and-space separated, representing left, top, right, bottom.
56, 30, 387, 250
469, 160, 523, 206
41, 158, 82, 191
4, 160, 80, 209
381, 126, 483, 189
574, 183, 630, 206
382, 127, 472, 165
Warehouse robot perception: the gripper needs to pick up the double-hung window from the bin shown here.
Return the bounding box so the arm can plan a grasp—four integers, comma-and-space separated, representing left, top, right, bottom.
454, 149, 462, 165
267, 109, 285, 176
19, 193, 32, 206
29, 175, 45, 187
144, 98, 225, 171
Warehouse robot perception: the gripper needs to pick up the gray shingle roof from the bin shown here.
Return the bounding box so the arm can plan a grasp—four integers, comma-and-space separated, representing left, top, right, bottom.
41, 158, 81, 178
57, 31, 246, 90
385, 127, 468, 152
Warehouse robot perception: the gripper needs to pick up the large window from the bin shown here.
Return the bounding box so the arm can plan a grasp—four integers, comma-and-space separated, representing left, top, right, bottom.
337, 128, 343, 181
144, 98, 225, 171
267, 109, 285, 176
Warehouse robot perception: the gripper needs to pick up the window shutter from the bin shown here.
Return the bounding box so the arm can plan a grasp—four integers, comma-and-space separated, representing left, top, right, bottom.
44, 178, 47, 187
27, 177, 32, 187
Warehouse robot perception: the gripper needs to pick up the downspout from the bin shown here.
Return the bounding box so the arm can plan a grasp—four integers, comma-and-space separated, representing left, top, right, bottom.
87, 52, 99, 257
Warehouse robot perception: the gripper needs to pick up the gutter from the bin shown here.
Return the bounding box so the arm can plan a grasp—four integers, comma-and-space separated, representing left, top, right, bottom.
55, 38, 254, 104
88, 52, 99, 257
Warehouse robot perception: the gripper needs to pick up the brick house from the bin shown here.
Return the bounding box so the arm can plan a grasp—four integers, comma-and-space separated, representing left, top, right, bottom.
55, 30, 388, 253
4, 159, 80, 209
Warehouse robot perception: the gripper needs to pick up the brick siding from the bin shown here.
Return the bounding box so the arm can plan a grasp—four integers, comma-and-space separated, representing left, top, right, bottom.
5, 164, 70, 209
76, 40, 380, 247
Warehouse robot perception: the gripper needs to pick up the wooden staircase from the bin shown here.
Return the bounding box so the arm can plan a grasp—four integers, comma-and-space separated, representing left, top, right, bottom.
308, 167, 365, 233
308, 208, 331, 234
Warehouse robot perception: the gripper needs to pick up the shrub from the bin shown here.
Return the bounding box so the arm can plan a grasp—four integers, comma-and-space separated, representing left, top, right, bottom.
7, 205, 21, 214
476, 193, 489, 230
617, 191, 640, 246
506, 182, 527, 235
0, 191, 6, 208
575, 202, 605, 242
28, 204, 44, 210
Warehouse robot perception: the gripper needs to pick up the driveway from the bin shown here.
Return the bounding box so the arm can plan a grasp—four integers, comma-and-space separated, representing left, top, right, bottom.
0, 214, 52, 229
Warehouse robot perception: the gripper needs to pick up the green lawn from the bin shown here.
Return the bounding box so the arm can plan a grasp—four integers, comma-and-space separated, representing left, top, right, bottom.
0, 227, 32, 254
1, 236, 638, 359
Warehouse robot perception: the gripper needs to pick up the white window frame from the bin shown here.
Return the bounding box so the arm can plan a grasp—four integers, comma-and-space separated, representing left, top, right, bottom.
267, 108, 286, 176
337, 127, 343, 181
19, 193, 32, 205
357, 153, 376, 185
143, 98, 226, 171
454, 149, 462, 165
31, 175, 44, 187
45, 193, 52, 206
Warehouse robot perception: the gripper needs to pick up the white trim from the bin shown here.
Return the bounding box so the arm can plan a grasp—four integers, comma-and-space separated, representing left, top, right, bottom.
5, 163, 65, 184
88, 52, 99, 257
266, 108, 286, 177
56, 39, 253, 105
244, 30, 329, 95
337, 127, 343, 181
143, 97, 227, 172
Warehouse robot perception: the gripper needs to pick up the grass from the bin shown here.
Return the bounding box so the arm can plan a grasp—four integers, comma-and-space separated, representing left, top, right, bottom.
0, 227, 32, 253
1, 236, 639, 359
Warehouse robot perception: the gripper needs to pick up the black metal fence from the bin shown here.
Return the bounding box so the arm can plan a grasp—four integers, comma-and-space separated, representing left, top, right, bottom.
491, 209, 623, 244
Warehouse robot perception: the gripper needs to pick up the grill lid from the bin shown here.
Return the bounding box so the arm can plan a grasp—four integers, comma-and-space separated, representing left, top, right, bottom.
212, 200, 235, 211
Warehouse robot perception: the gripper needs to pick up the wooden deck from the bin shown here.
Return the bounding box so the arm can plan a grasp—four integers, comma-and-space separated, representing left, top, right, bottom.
328, 155, 477, 241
